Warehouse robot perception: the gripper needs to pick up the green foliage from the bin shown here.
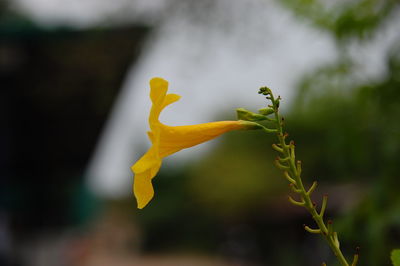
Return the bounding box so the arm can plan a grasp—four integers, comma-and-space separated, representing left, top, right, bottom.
275, 1, 400, 265
277, 0, 397, 41
392, 249, 400, 266
285, 45, 400, 265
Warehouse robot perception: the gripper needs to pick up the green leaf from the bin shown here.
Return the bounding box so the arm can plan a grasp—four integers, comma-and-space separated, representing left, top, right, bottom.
391, 249, 400, 266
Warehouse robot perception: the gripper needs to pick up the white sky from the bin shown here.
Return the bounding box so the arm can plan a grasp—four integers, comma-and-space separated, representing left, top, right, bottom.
11, 0, 170, 27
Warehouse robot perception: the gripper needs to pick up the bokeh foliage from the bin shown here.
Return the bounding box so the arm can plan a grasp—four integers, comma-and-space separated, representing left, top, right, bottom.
279, 0, 400, 265
279, 0, 398, 41
137, 0, 400, 265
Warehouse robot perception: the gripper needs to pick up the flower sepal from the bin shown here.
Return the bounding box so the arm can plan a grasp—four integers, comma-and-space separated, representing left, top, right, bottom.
236, 108, 268, 121
258, 107, 274, 116
238, 120, 265, 130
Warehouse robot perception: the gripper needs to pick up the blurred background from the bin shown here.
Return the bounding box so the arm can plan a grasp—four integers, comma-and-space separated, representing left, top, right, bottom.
1, 0, 400, 265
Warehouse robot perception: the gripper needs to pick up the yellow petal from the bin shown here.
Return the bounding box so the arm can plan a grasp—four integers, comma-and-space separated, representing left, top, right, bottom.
133, 170, 155, 209
149, 93, 181, 127
162, 93, 181, 109
131, 146, 161, 174
131, 147, 162, 209
150, 77, 168, 104
147, 131, 155, 143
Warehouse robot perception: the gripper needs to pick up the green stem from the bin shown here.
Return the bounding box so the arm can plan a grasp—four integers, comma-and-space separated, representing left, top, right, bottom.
265, 90, 351, 266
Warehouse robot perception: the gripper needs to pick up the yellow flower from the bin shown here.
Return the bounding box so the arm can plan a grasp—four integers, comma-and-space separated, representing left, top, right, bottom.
131, 77, 260, 209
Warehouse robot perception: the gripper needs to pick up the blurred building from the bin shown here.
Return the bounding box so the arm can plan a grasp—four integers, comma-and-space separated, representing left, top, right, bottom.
0, 9, 148, 263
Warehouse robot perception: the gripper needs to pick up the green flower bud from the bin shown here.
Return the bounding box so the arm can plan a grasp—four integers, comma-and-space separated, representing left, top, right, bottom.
258, 107, 274, 116
236, 108, 267, 121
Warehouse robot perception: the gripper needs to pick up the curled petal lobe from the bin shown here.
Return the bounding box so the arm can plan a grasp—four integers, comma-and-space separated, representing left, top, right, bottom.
149, 79, 181, 130
133, 171, 155, 209
131, 147, 160, 174
162, 94, 181, 110
150, 77, 168, 104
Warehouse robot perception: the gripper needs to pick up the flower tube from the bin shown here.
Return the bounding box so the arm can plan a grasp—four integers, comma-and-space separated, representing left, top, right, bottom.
132, 78, 260, 208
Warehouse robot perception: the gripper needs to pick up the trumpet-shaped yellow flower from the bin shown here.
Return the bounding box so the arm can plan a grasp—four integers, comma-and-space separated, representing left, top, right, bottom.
131, 77, 260, 209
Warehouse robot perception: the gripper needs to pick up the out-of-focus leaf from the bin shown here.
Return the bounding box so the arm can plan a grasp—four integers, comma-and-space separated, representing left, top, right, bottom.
391, 249, 400, 266
277, 0, 398, 41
